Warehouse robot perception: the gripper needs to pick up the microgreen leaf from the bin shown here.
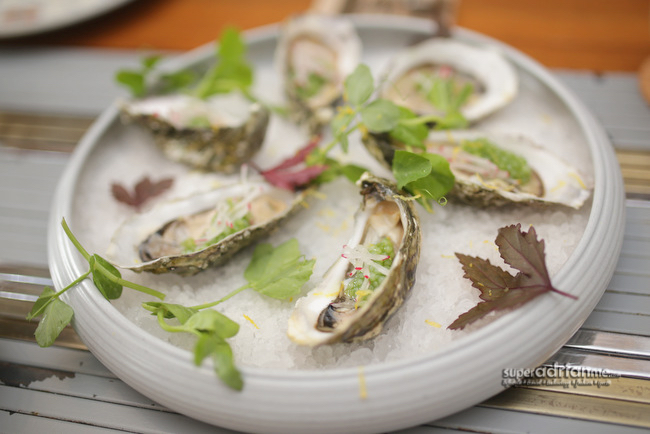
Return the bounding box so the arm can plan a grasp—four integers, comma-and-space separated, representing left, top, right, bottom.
392, 150, 454, 202
340, 164, 368, 183
114, 55, 164, 98
193, 27, 253, 99
244, 239, 315, 300
91, 255, 123, 300
196, 334, 243, 390
345, 64, 374, 106
27, 286, 57, 321
433, 110, 469, 130
34, 297, 74, 347
392, 150, 433, 189
390, 106, 428, 149
360, 99, 401, 133
142, 54, 163, 71
312, 159, 367, 186
160, 69, 197, 94
448, 224, 577, 330
330, 108, 357, 153
219, 26, 246, 60
143, 302, 197, 322
115, 70, 146, 98
184, 309, 240, 339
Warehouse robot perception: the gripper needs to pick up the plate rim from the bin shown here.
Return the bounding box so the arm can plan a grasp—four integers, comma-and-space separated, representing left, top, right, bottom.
47, 14, 626, 433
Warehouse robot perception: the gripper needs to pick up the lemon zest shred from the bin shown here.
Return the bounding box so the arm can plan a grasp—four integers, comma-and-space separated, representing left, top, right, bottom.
315, 222, 331, 233
334, 219, 349, 236
441, 254, 455, 259
568, 172, 587, 189
354, 289, 373, 309
425, 319, 442, 328
550, 179, 566, 193
318, 208, 337, 218
243, 314, 260, 330
358, 366, 368, 400
309, 190, 327, 200
445, 130, 455, 143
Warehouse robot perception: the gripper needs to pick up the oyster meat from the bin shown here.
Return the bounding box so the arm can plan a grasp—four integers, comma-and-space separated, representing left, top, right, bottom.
379, 38, 518, 122
287, 173, 421, 346
106, 180, 306, 276
275, 14, 361, 132
120, 91, 270, 173
363, 130, 592, 209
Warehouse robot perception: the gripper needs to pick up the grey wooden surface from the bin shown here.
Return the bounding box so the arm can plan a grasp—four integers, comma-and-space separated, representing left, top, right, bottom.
1, 47, 649, 433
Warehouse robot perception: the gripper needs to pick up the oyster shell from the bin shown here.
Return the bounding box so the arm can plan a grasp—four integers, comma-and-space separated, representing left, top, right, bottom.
363, 130, 591, 209
120, 91, 270, 173
106, 180, 306, 276
275, 14, 361, 133
287, 173, 421, 346
379, 38, 518, 122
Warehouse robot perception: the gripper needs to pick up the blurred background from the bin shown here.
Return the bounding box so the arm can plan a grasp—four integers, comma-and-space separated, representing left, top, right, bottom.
1, 0, 648, 71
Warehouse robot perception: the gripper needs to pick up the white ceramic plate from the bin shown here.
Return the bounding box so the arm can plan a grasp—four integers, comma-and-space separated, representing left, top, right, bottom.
48, 15, 625, 434
0, 0, 132, 38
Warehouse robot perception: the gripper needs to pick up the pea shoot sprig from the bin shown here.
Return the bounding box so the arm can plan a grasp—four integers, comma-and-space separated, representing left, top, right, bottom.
143, 239, 315, 390
309, 64, 461, 211
27, 219, 315, 390
27, 218, 166, 347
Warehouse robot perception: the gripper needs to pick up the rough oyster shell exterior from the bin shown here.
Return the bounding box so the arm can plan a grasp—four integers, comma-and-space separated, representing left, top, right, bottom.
120, 93, 270, 173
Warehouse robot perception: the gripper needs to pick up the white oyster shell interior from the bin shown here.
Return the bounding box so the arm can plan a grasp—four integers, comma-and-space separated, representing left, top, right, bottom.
106, 181, 294, 269
380, 38, 518, 122
287, 195, 405, 346
275, 14, 361, 106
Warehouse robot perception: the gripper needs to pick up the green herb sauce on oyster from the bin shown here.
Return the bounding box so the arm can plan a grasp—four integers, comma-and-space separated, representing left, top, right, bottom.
460, 138, 532, 184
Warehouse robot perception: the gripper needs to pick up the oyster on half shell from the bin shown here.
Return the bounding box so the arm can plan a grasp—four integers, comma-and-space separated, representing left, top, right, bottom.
106, 180, 306, 276
287, 173, 421, 346
363, 130, 592, 209
379, 38, 518, 122
120, 91, 270, 173
275, 14, 361, 133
